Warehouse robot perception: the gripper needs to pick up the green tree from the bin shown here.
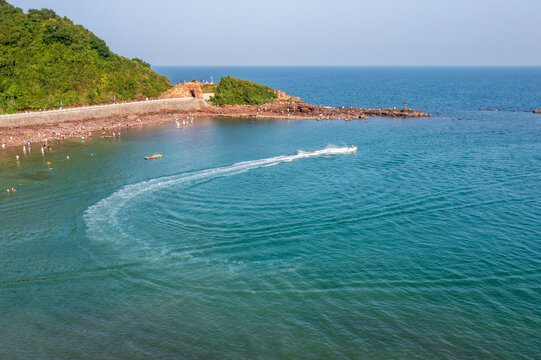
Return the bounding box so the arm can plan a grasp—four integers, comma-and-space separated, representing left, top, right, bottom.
42, 22, 73, 45
89, 36, 110, 58
132, 57, 150, 68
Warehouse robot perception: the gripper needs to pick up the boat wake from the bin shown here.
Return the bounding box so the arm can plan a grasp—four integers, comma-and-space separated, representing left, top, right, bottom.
84, 146, 356, 243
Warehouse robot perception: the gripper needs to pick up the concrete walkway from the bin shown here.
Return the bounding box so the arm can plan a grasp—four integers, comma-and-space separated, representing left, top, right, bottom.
0, 97, 209, 128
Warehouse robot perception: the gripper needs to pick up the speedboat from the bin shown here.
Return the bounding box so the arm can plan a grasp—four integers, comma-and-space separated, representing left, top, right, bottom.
145, 154, 163, 160
348, 145, 357, 152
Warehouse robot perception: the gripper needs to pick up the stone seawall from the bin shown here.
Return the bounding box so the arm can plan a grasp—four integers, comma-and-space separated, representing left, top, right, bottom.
0, 98, 208, 128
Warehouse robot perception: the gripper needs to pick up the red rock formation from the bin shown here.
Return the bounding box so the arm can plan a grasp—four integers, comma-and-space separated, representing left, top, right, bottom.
273, 90, 301, 104
162, 82, 203, 99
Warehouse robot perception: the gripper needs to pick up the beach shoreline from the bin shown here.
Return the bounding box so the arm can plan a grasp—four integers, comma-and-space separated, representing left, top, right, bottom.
0, 99, 431, 149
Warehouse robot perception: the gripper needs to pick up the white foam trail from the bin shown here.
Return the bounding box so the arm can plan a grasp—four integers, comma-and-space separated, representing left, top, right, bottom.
84, 146, 356, 242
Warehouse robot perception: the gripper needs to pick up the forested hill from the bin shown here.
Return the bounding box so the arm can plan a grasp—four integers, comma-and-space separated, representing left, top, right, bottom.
0, 0, 171, 113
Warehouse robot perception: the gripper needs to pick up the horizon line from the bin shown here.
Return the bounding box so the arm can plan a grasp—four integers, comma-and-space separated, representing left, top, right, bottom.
152, 64, 541, 68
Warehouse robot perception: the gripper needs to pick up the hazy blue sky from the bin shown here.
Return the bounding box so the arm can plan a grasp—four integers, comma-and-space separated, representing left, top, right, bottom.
10, 0, 541, 66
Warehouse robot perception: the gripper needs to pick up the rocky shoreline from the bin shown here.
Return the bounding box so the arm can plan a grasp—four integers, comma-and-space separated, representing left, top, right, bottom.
0, 99, 431, 150
194, 100, 430, 121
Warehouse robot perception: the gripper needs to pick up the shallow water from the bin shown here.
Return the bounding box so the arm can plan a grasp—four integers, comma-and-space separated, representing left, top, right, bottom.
1, 67, 541, 359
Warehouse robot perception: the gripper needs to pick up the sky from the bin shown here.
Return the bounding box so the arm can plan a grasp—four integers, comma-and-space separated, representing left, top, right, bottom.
10, 0, 541, 66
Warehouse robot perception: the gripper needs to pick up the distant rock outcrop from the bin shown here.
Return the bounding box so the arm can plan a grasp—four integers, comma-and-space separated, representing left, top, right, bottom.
162, 82, 204, 99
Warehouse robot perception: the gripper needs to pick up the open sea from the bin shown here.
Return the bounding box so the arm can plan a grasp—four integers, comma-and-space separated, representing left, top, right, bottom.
1, 67, 540, 359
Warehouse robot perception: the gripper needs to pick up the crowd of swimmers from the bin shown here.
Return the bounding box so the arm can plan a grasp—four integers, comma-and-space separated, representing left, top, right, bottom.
176, 113, 195, 128
3, 136, 67, 194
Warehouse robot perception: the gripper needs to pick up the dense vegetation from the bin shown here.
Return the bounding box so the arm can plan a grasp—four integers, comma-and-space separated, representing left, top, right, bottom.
211, 77, 277, 106
200, 82, 217, 94
0, 0, 171, 113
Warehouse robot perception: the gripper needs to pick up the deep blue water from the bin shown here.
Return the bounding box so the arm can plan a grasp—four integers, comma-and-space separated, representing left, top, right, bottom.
1, 67, 540, 359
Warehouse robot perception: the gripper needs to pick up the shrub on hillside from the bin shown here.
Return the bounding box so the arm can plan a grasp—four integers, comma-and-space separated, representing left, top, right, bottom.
211, 77, 277, 106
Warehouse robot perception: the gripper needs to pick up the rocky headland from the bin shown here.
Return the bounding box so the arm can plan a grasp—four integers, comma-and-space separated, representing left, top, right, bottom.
194, 79, 430, 120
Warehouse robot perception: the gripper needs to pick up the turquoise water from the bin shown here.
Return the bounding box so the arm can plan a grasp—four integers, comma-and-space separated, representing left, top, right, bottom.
1, 68, 541, 359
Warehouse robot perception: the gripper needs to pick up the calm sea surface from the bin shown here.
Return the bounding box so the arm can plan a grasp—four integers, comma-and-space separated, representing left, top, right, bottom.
1, 67, 540, 359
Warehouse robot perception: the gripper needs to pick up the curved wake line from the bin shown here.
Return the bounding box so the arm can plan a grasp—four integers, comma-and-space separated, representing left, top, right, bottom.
84, 146, 356, 242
